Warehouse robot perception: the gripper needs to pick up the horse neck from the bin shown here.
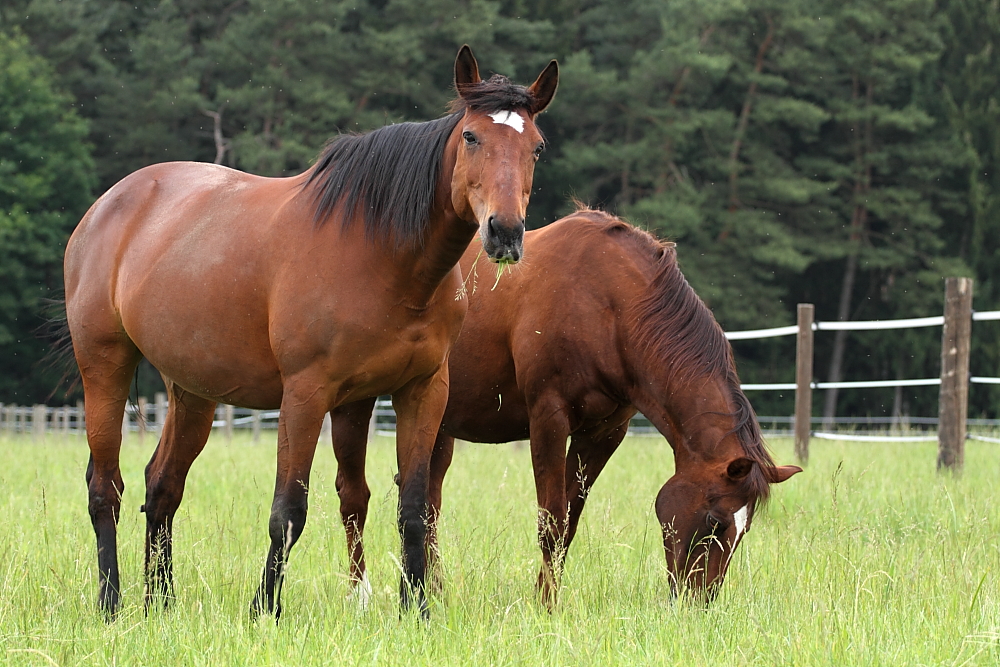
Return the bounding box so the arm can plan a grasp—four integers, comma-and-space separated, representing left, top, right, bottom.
392, 137, 477, 306
409, 210, 477, 294
628, 359, 745, 467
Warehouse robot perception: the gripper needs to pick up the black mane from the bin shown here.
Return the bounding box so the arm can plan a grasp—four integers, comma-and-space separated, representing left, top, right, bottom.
305, 113, 462, 247
451, 74, 537, 114
305, 74, 538, 248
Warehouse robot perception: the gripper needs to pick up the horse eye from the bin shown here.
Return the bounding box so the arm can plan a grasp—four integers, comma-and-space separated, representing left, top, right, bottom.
463, 131, 477, 145
533, 143, 544, 157
706, 514, 727, 533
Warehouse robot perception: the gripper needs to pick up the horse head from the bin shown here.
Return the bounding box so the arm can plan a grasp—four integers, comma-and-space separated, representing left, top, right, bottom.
653, 414, 801, 601
448, 45, 558, 264
625, 242, 802, 601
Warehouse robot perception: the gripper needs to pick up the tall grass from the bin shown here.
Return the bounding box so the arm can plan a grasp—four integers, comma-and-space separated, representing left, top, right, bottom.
0, 431, 997, 665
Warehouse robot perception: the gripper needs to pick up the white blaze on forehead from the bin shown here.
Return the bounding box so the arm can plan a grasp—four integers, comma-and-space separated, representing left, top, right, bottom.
733, 505, 749, 542
488, 110, 525, 133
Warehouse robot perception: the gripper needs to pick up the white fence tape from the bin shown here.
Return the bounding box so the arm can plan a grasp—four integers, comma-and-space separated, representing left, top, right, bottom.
740, 383, 796, 391
725, 325, 798, 340
812, 432, 938, 442
968, 433, 1000, 443
725, 310, 1000, 342
744, 378, 942, 391
815, 378, 941, 389
814, 316, 944, 331
744, 376, 1000, 391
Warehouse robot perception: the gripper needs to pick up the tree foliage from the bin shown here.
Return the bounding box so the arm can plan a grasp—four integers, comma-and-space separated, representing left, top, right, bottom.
0, 29, 94, 403
2, 0, 1000, 418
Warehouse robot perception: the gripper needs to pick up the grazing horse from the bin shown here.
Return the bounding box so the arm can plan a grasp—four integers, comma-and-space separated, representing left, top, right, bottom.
332, 209, 800, 606
63, 45, 558, 619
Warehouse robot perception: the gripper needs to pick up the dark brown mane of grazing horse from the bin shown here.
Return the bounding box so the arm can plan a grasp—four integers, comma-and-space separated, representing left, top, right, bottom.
330, 207, 800, 607
626, 216, 777, 506
63, 45, 558, 620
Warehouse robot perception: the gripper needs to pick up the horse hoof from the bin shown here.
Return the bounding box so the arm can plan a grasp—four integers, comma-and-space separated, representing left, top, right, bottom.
99, 598, 119, 623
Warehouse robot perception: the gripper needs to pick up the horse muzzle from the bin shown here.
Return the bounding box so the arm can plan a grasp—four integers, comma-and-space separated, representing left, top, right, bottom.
480, 214, 525, 263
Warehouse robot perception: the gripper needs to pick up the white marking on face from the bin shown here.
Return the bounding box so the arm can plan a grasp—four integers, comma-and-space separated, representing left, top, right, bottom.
733, 505, 749, 542
489, 110, 525, 133
349, 572, 373, 611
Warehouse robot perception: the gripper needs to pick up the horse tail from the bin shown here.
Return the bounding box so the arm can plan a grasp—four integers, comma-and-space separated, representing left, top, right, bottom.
37, 296, 82, 401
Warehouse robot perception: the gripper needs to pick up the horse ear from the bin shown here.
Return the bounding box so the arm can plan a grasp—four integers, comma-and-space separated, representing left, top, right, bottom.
528, 60, 559, 115
765, 465, 803, 484
455, 44, 481, 93
725, 457, 754, 481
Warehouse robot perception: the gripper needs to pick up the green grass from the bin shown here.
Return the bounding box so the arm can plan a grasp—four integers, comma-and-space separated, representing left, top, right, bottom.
0, 431, 997, 666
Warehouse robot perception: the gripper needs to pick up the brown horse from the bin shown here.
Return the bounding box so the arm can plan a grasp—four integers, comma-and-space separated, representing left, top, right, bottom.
63, 45, 558, 619
332, 209, 800, 606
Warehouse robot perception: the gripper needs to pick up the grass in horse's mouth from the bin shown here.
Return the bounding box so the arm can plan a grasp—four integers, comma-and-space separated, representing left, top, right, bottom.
455, 250, 516, 299
491, 258, 516, 291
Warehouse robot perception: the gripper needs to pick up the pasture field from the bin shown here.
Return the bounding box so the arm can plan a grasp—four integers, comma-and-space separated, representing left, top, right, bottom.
0, 430, 997, 666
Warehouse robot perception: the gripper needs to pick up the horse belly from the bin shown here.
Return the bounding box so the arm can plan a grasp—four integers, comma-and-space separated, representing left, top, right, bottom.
123, 290, 283, 408
441, 370, 530, 443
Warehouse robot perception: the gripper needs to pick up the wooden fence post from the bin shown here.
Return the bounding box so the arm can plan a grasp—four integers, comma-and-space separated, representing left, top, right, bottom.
32, 404, 47, 442
223, 404, 234, 442
122, 405, 130, 443
368, 404, 378, 443
938, 277, 973, 472
320, 412, 332, 444
794, 304, 815, 465
154, 392, 167, 435
251, 410, 262, 444
137, 396, 148, 445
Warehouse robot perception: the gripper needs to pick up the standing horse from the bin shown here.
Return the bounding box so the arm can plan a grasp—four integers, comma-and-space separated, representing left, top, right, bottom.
63, 45, 558, 618
332, 209, 800, 606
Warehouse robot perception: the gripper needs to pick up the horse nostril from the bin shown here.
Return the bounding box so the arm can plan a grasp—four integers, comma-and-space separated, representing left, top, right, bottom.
487, 215, 498, 236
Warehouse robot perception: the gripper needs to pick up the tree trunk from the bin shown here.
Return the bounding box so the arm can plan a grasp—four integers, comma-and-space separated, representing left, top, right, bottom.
823, 75, 874, 427
822, 248, 860, 427
728, 16, 774, 209
201, 107, 228, 165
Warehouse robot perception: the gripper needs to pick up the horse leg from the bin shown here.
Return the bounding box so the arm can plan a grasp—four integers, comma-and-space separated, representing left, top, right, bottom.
391, 369, 450, 617
426, 430, 455, 592
142, 384, 216, 611
563, 423, 629, 554
528, 397, 572, 609
330, 397, 376, 607
250, 383, 327, 620
78, 340, 141, 618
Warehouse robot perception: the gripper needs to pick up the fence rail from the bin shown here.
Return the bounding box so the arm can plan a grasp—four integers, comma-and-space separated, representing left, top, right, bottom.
727, 277, 994, 470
